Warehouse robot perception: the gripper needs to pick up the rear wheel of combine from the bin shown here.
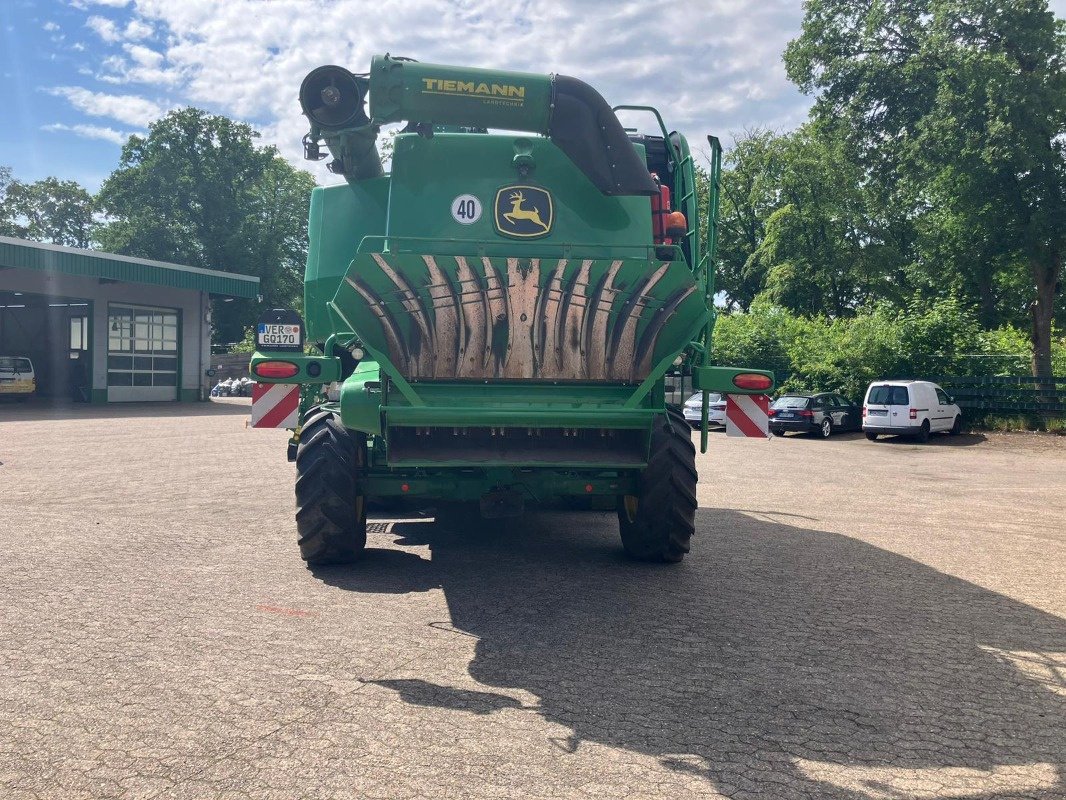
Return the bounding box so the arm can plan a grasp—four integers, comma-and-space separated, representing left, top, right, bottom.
617, 408, 698, 563
295, 409, 367, 565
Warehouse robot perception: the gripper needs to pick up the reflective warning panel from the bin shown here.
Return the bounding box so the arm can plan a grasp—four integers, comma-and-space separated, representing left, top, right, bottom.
252, 382, 300, 429
726, 394, 771, 438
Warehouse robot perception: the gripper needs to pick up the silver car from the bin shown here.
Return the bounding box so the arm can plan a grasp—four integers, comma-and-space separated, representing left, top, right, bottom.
682, 392, 726, 428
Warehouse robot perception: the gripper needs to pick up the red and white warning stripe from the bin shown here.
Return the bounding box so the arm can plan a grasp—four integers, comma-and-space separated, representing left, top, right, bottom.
251, 382, 300, 429
725, 393, 771, 438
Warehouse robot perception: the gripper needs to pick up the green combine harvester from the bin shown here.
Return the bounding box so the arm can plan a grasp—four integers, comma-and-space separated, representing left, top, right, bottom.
251, 54, 773, 565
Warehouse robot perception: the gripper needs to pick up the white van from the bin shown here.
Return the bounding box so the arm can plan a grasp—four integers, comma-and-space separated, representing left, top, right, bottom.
862, 380, 962, 442
0, 356, 36, 401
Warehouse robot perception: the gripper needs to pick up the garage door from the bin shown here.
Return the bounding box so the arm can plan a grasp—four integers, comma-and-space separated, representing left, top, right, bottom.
107, 304, 179, 402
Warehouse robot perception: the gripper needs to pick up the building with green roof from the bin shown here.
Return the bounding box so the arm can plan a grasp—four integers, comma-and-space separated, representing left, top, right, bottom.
0, 236, 259, 403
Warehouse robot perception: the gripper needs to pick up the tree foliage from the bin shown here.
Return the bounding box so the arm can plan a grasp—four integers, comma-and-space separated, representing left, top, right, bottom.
784, 0, 1066, 377
96, 108, 315, 343
0, 173, 95, 247
712, 299, 1048, 402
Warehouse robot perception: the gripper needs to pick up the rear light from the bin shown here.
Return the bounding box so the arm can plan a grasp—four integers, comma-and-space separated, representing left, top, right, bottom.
732, 372, 773, 391
909, 408, 918, 420
862, 406, 867, 417
800, 409, 814, 418
253, 361, 299, 379
767, 408, 777, 417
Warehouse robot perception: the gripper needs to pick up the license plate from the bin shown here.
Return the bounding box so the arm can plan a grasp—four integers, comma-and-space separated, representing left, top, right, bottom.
869, 409, 888, 416
258, 323, 300, 347
778, 412, 794, 419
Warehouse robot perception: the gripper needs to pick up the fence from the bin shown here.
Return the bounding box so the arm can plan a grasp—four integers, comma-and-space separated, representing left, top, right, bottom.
930, 375, 1066, 417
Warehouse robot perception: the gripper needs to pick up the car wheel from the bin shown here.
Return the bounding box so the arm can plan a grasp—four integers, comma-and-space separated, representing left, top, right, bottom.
950, 416, 962, 435
819, 418, 833, 438
772, 429, 783, 437
916, 420, 930, 443
865, 431, 878, 441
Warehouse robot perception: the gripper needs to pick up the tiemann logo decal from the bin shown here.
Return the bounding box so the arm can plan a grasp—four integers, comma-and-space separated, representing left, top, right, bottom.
494, 186, 553, 239
421, 78, 525, 105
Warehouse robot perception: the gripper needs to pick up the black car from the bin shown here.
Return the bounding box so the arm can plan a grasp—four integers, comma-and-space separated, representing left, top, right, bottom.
768, 392, 863, 438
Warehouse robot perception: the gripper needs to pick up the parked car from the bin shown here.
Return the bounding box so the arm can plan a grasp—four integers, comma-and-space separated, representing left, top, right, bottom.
862, 380, 962, 442
768, 392, 863, 438
682, 392, 726, 428
0, 356, 36, 401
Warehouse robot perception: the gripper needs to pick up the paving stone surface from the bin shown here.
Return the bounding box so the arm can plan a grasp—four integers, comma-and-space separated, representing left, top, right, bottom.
0, 400, 1064, 799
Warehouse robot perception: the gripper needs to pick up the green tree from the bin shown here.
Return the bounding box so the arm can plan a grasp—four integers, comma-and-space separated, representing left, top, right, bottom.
0, 166, 16, 237
96, 108, 316, 343
716, 130, 789, 311
747, 124, 912, 316
786, 0, 1066, 378
2, 176, 96, 247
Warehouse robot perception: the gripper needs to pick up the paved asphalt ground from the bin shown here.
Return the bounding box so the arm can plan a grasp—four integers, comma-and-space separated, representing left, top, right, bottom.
1, 399, 1064, 799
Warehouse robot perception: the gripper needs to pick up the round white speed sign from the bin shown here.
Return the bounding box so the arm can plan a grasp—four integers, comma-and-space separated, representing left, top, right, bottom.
451, 194, 482, 225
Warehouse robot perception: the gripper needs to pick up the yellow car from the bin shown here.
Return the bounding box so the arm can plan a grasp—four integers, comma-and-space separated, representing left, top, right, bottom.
0, 356, 36, 400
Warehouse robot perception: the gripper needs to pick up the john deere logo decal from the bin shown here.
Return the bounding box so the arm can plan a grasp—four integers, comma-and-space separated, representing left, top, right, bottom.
494, 185, 553, 239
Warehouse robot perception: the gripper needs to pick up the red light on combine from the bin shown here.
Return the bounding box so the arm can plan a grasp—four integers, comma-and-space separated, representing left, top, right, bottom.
585, 484, 594, 493
401, 483, 410, 493
253, 361, 299, 379
732, 373, 773, 391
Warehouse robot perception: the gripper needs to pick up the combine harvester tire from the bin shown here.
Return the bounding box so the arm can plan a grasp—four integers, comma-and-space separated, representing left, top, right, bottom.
295, 409, 368, 564
617, 407, 698, 563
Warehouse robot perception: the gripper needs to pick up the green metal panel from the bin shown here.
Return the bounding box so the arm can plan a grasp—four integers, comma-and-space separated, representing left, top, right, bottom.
385, 134, 651, 256
304, 180, 389, 342
0, 236, 259, 298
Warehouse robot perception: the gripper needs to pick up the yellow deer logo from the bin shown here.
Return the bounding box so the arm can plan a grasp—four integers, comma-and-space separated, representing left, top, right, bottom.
502, 190, 550, 231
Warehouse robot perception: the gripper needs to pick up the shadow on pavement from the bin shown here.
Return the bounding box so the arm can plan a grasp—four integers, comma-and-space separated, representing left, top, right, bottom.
361, 678, 526, 715
0, 397, 251, 422
870, 432, 988, 447
318, 509, 1066, 799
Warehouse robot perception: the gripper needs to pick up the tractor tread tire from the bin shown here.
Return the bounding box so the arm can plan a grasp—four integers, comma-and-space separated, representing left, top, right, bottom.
618, 407, 698, 563
295, 409, 367, 565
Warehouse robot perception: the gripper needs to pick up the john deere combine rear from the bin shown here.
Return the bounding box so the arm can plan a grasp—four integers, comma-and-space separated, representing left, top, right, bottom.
251, 55, 773, 565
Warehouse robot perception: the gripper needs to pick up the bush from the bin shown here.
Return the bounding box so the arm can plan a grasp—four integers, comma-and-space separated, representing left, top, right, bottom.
710, 298, 1061, 405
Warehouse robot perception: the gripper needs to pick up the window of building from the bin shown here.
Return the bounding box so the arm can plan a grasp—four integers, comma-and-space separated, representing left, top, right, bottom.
70, 316, 88, 351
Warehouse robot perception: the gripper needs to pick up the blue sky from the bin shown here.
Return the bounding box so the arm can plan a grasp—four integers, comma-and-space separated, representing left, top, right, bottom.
3, 0, 1065, 192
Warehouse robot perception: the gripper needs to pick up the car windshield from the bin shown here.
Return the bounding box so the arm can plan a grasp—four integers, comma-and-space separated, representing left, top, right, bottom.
685, 393, 721, 404
868, 385, 909, 405
0, 357, 31, 373
772, 396, 809, 409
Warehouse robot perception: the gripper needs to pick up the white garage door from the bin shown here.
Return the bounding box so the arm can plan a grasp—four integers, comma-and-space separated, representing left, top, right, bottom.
107, 304, 180, 402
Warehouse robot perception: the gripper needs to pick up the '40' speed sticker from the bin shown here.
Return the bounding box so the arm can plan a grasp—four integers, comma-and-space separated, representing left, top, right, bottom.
451, 194, 482, 225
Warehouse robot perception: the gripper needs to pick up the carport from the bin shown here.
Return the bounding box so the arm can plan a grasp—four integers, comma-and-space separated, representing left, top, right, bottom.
0, 236, 259, 403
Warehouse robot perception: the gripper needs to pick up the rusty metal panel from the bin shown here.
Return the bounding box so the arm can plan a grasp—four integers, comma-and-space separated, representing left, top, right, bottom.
330, 253, 705, 382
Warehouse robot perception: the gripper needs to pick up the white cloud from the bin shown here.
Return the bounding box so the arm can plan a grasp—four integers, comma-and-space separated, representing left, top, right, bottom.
41, 122, 128, 145
43, 21, 60, 32
70, 0, 131, 8
85, 15, 119, 42
46, 86, 167, 126
123, 18, 153, 40
59, 0, 812, 180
